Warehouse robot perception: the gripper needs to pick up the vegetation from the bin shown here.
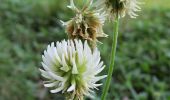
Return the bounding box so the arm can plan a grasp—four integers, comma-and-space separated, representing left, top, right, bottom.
0, 0, 170, 100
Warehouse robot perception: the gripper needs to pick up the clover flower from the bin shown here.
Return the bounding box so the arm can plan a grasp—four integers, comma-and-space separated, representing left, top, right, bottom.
94, 0, 142, 19
61, 0, 108, 46
39, 39, 106, 100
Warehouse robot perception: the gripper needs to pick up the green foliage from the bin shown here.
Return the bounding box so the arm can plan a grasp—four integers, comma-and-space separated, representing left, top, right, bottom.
0, 0, 170, 100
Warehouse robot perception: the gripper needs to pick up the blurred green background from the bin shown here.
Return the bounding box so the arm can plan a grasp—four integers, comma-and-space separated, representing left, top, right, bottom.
0, 0, 170, 100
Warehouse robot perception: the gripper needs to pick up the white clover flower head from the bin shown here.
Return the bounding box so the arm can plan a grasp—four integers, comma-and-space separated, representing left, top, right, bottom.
61, 0, 108, 46
94, 0, 142, 19
39, 39, 106, 100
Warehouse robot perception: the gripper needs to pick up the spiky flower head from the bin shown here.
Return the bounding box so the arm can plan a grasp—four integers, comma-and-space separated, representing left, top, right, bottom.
95, 0, 142, 19
61, 0, 107, 47
39, 39, 106, 100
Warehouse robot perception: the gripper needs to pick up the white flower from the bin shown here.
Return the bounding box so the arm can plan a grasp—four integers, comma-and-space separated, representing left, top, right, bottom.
61, 0, 108, 46
39, 39, 106, 99
94, 0, 142, 19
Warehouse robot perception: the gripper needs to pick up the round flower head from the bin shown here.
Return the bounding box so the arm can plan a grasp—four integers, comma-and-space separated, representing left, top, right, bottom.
61, 0, 108, 46
39, 39, 106, 100
94, 0, 142, 19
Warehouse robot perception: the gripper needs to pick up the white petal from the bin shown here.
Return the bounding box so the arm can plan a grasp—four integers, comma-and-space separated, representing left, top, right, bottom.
42, 55, 50, 67
47, 45, 55, 63
48, 72, 64, 81
92, 75, 107, 82
50, 86, 63, 93
93, 83, 103, 87
94, 65, 105, 75
60, 54, 70, 72
67, 80, 76, 92
75, 39, 83, 63
41, 62, 50, 71
84, 40, 91, 58
39, 69, 52, 79
44, 82, 58, 87
71, 58, 78, 74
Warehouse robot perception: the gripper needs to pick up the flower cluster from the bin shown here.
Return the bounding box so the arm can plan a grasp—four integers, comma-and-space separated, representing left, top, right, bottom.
39, 0, 142, 99
40, 40, 106, 99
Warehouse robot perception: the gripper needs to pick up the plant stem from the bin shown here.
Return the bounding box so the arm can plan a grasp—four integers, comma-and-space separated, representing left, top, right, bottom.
101, 16, 119, 100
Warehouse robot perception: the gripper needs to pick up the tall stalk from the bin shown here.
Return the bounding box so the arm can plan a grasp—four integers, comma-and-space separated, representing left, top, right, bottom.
101, 16, 119, 100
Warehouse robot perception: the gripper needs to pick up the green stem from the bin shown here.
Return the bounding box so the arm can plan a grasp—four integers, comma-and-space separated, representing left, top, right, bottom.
101, 16, 119, 100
